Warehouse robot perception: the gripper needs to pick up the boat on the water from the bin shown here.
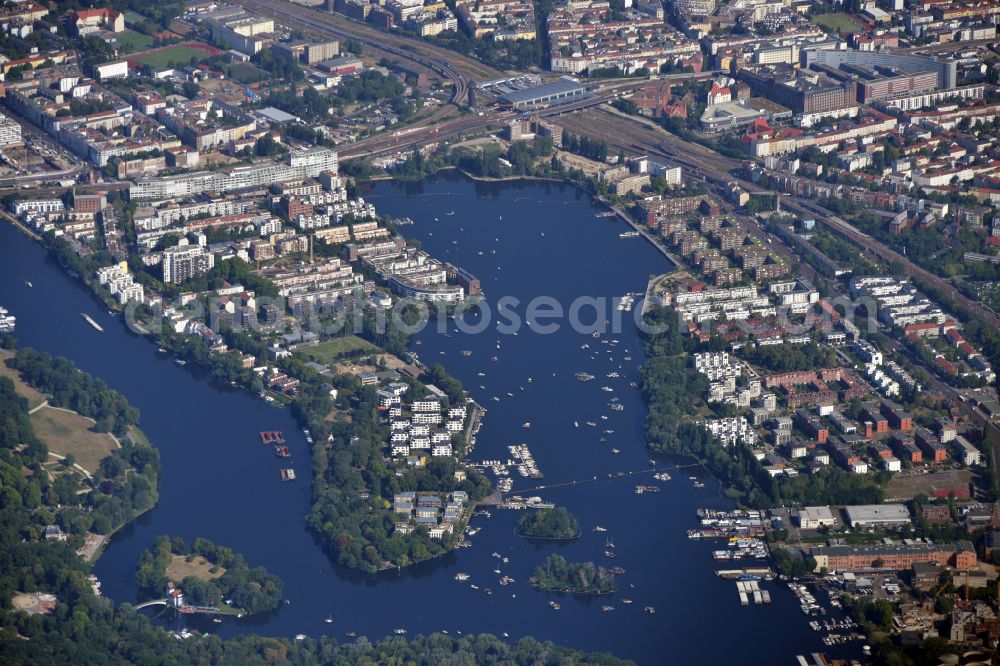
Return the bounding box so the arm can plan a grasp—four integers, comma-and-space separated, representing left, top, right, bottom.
80, 312, 103, 332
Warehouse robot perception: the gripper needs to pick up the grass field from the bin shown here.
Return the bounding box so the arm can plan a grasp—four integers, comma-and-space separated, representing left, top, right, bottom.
119, 29, 155, 52
31, 407, 117, 475
165, 554, 225, 582
0, 349, 47, 410
810, 12, 862, 34
226, 62, 267, 84
297, 336, 379, 363
130, 43, 219, 69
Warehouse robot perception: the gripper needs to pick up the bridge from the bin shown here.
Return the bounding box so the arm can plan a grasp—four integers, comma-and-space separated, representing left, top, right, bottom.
134, 599, 230, 615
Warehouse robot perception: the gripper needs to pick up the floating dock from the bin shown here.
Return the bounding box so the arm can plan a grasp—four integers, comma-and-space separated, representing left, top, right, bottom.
260, 431, 285, 444
735, 580, 770, 606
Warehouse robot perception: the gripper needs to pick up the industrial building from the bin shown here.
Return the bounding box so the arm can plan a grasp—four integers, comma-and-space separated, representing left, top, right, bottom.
843, 503, 911, 528
803, 49, 957, 92
498, 78, 586, 109
737, 66, 857, 115
797, 506, 837, 529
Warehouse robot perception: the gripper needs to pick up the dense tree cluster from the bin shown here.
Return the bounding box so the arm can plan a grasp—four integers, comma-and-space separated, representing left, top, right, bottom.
530, 554, 616, 594
10, 348, 139, 436
424, 31, 543, 70
135, 536, 284, 616
744, 343, 837, 373
391, 136, 556, 182
561, 133, 609, 162
518, 507, 581, 540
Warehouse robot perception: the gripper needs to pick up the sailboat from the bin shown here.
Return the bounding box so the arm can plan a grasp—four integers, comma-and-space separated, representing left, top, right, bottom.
325, 615, 333, 624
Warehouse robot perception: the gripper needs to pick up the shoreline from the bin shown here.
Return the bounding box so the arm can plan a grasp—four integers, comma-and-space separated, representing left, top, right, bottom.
375, 166, 679, 269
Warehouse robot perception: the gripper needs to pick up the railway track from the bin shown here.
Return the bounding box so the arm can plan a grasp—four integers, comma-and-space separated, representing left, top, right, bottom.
234, 0, 500, 108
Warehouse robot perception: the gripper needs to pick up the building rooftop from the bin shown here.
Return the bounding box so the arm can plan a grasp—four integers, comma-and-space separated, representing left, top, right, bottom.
498, 78, 585, 106
844, 504, 911, 526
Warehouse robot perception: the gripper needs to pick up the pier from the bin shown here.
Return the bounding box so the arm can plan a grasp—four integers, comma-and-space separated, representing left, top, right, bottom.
474, 462, 701, 505
603, 202, 681, 269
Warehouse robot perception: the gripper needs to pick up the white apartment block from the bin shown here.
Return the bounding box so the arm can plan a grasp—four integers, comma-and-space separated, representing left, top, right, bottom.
0, 112, 22, 147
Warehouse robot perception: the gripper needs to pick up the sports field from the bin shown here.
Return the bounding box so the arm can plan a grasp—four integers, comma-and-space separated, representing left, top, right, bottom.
119, 29, 155, 52
296, 336, 379, 363
811, 13, 862, 34
129, 42, 221, 69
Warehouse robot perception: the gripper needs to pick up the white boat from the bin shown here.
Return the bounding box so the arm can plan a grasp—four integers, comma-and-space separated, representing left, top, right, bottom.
80, 313, 104, 332
593, 526, 607, 533
295, 634, 307, 640
394, 628, 407, 635
24, 280, 32, 288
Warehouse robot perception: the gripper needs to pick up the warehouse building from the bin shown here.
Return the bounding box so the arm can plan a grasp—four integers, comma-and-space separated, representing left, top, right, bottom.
843, 504, 911, 528
498, 79, 586, 109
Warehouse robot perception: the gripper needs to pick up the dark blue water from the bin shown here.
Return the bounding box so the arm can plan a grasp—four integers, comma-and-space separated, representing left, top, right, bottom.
0, 173, 850, 663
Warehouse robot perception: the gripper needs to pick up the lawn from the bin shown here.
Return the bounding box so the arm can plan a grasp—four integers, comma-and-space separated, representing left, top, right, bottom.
31, 407, 118, 475
297, 336, 379, 364
118, 29, 155, 53
810, 12, 862, 34
0, 349, 47, 410
165, 554, 225, 582
130, 42, 220, 69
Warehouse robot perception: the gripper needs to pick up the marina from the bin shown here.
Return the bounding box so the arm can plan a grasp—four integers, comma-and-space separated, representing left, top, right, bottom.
0, 306, 15, 333
507, 444, 543, 479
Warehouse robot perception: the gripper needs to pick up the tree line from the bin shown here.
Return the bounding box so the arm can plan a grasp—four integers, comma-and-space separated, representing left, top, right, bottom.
10, 348, 140, 436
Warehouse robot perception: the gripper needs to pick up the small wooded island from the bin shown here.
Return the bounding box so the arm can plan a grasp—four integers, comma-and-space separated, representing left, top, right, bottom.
136, 536, 284, 616
530, 554, 617, 595
518, 507, 581, 540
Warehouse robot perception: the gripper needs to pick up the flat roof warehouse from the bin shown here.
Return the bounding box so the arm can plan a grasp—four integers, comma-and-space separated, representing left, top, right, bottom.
498, 79, 586, 109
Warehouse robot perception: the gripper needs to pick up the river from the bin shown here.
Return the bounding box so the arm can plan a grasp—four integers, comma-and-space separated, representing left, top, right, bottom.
0, 172, 852, 663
